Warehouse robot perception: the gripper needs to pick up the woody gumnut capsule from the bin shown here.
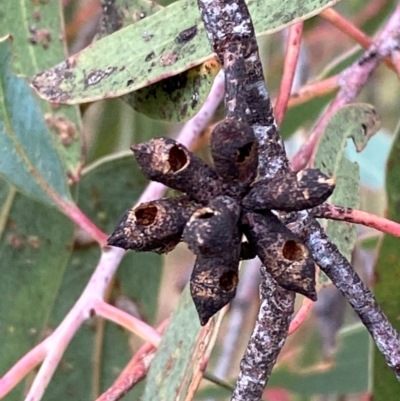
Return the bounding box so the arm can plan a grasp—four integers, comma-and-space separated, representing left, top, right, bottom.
131, 137, 222, 203
184, 196, 242, 325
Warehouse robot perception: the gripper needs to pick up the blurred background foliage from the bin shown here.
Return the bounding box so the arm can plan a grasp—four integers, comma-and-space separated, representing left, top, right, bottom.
1, 0, 400, 400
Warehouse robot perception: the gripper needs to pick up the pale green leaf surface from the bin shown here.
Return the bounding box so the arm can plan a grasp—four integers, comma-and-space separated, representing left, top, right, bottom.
195, 324, 371, 398
0, 1, 82, 178
265, 324, 370, 395
0, 177, 74, 401
142, 286, 222, 401
0, 37, 72, 207
96, 0, 164, 38
96, 0, 221, 122
32, 0, 341, 104
313, 104, 380, 282
124, 58, 220, 122
44, 153, 162, 400
373, 120, 400, 400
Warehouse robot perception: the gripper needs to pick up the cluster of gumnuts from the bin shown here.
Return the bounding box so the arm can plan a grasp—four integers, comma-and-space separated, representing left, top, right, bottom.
108, 118, 335, 325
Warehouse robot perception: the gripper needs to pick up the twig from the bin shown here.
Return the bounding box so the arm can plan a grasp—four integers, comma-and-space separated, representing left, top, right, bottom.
287, 75, 338, 108
288, 293, 315, 335
320, 8, 395, 71
314, 204, 400, 238
198, 1, 400, 400
95, 319, 169, 401
289, 211, 400, 378
23, 246, 125, 401
57, 199, 108, 245
93, 301, 161, 347
274, 22, 304, 126
292, 2, 400, 172
232, 270, 294, 401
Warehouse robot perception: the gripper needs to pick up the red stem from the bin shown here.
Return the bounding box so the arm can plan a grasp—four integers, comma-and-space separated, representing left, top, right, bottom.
288, 75, 339, 108
0, 340, 48, 398
95, 319, 169, 401
93, 300, 161, 346
288, 296, 314, 335
314, 204, 400, 238
320, 8, 396, 71
55, 197, 108, 245
274, 22, 304, 126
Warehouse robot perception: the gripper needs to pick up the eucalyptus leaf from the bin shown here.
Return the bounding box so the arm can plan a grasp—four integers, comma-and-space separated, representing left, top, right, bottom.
268, 324, 371, 395
0, 0, 82, 178
313, 104, 380, 282
0, 177, 74, 401
142, 286, 223, 401
373, 120, 400, 400
32, 0, 341, 105
0, 37, 72, 208
96, 0, 221, 122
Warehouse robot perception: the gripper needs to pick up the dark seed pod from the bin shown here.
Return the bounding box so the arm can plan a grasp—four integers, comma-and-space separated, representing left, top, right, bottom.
131, 138, 222, 203
210, 118, 258, 193
242, 168, 335, 211
108, 197, 197, 253
183, 196, 241, 256
184, 196, 241, 325
241, 210, 317, 300
190, 253, 240, 326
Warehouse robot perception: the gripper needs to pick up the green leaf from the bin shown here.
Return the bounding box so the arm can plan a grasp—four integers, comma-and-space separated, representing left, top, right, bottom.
125, 58, 221, 122
96, 0, 221, 122
313, 104, 380, 281
44, 153, 162, 400
268, 324, 371, 395
0, 1, 83, 178
372, 120, 400, 400
0, 36, 72, 208
142, 286, 223, 401
32, 0, 341, 105
96, 0, 164, 38
196, 324, 372, 398
0, 177, 74, 401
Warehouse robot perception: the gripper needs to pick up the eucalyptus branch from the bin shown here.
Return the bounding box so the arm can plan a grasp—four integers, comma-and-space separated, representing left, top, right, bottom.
287, 75, 338, 108
0, 246, 125, 401
232, 271, 294, 401
313, 203, 400, 238
275, 22, 304, 126
320, 8, 395, 71
95, 319, 170, 401
288, 211, 400, 378
292, 2, 400, 172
